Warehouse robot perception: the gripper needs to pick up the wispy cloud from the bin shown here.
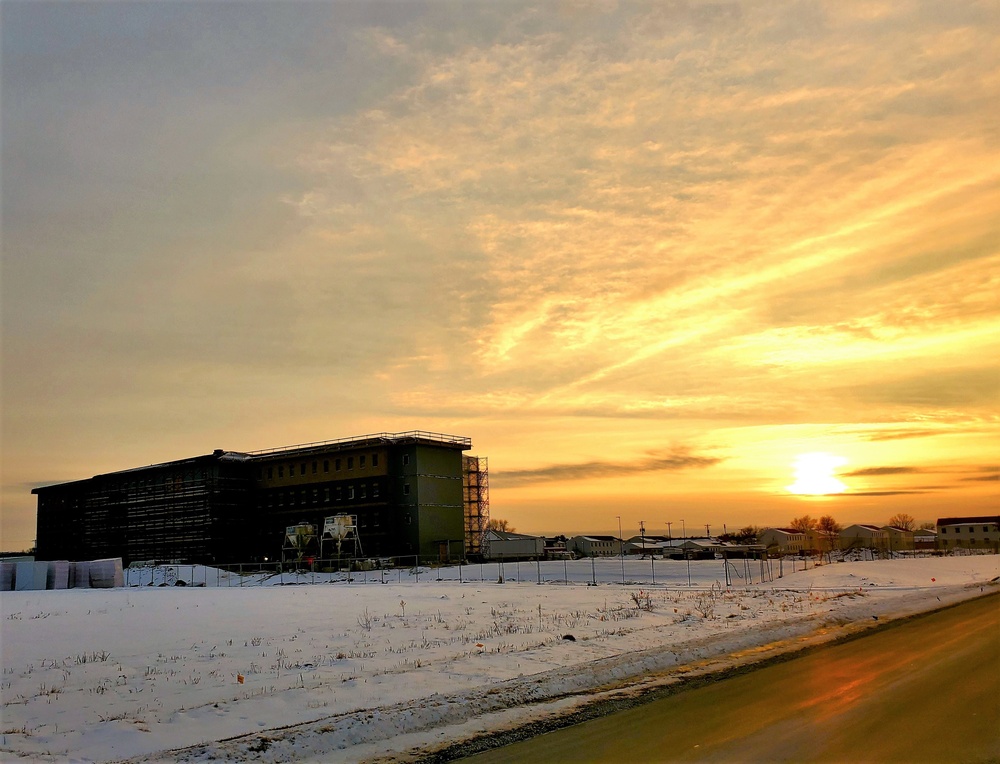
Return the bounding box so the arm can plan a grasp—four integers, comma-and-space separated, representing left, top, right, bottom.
284, 1, 1000, 430
836, 491, 929, 497
843, 467, 923, 477
494, 451, 722, 486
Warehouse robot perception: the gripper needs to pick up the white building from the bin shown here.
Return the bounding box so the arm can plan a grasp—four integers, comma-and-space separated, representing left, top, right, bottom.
840, 524, 889, 551
483, 530, 545, 561
568, 535, 621, 557
936, 516, 1000, 552
882, 525, 915, 551
758, 528, 806, 555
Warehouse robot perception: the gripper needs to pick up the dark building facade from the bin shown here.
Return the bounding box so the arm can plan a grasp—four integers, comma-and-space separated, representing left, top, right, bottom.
33, 431, 487, 566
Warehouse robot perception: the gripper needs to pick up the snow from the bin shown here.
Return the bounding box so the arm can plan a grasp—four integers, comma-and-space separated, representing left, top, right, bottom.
1, 555, 997, 763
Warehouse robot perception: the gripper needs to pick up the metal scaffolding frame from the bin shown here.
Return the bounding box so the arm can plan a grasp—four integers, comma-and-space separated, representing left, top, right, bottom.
463, 455, 489, 559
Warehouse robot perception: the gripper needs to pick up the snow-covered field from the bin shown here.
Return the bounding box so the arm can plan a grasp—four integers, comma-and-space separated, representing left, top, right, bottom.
2, 555, 997, 763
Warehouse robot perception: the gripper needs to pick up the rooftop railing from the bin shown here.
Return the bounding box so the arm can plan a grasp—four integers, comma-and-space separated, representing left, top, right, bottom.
246, 430, 472, 457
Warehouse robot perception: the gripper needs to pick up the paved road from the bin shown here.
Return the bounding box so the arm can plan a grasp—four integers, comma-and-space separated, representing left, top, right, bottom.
459, 592, 1000, 763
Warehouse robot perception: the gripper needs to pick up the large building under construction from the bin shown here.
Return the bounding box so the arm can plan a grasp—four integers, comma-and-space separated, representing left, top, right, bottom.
33, 431, 489, 567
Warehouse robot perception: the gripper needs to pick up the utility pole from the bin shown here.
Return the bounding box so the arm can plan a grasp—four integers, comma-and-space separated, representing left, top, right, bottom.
617, 515, 625, 586
705, 523, 711, 538
666, 521, 672, 542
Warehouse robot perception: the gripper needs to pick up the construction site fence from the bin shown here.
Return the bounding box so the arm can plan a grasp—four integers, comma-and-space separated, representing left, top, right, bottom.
116, 549, 982, 589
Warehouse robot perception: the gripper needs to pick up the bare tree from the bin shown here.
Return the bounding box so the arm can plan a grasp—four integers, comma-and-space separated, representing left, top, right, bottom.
789, 515, 817, 533
919, 521, 936, 530
888, 513, 916, 531
817, 515, 842, 534
720, 525, 764, 544
486, 518, 515, 533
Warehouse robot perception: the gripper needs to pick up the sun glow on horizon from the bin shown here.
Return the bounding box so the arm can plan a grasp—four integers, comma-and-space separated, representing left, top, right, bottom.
786, 452, 849, 496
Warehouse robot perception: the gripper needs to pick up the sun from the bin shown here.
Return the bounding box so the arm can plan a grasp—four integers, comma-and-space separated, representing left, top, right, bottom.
786, 452, 849, 495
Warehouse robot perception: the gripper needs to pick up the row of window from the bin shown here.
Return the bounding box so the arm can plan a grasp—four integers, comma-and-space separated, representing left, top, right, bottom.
259, 453, 383, 481
263, 481, 409, 508
941, 539, 989, 546
940, 525, 995, 534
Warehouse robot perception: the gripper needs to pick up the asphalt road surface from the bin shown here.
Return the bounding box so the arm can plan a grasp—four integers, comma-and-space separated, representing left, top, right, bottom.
458, 592, 1000, 763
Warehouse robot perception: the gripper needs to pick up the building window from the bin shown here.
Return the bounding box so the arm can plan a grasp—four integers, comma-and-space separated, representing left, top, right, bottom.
348, 486, 355, 500
335, 458, 341, 471
300, 463, 306, 476
372, 483, 379, 498
403, 483, 410, 496
360, 455, 366, 469
402, 454, 409, 466
267, 466, 273, 479
289, 491, 295, 506
313, 489, 318, 503
324, 488, 330, 502
347, 457, 354, 470
278, 492, 284, 506
312, 461, 318, 474
324, 460, 329, 473
372, 453, 379, 467
336, 486, 343, 501
360, 484, 367, 499
300, 490, 307, 504
278, 465, 284, 478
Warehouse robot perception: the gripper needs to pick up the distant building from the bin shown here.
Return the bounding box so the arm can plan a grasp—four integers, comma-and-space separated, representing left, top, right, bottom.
758, 528, 806, 555
936, 516, 1000, 552
882, 525, 915, 552
483, 530, 544, 561
568, 535, 622, 557
805, 529, 840, 554
913, 528, 937, 550
840, 524, 888, 551
33, 431, 487, 566
624, 535, 672, 555
543, 536, 573, 560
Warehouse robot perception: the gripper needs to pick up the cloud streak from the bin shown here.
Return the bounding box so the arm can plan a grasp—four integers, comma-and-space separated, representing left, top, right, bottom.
495, 451, 723, 487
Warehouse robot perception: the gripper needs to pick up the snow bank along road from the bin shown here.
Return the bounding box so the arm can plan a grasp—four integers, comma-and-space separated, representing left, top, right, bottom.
456, 591, 1000, 763
0, 556, 997, 763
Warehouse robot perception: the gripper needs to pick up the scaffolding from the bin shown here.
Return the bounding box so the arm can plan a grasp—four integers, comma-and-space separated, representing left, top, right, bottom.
34, 452, 254, 566
463, 455, 489, 559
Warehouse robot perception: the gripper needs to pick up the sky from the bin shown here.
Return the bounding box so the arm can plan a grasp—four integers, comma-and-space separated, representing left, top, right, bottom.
2, 0, 998, 551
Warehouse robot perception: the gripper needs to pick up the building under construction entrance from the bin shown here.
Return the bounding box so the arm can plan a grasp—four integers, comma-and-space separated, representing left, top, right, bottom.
33, 431, 484, 567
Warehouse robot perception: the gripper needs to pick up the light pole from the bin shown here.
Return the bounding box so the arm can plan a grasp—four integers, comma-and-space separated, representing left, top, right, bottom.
681, 519, 691, 587
666, 521, 672, 542
617, 515, 625, 586
640, 520, 654, 584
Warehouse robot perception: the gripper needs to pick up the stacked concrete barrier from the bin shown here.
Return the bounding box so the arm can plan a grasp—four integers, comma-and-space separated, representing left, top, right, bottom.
46, 560, 71, 590
0, 561, 15, 591
70, 561, 91, 589
89, 558, 124, 588
14, 561, 49, 591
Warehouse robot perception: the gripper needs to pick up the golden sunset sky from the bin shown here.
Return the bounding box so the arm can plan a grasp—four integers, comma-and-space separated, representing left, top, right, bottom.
2, 1, 997, 550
